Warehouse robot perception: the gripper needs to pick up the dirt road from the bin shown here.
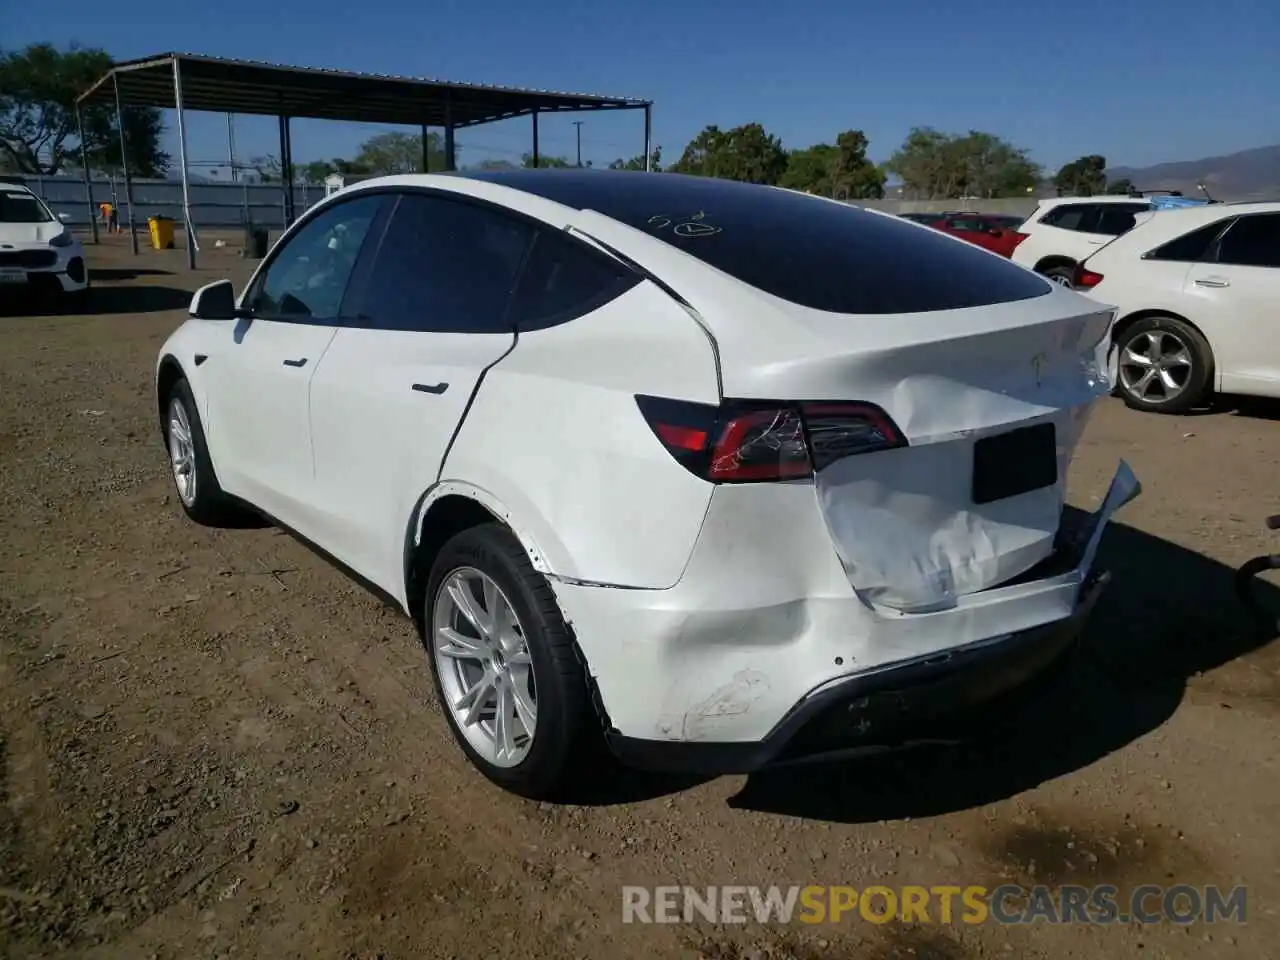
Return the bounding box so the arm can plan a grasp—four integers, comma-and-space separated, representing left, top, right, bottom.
3, 238, 1278, 959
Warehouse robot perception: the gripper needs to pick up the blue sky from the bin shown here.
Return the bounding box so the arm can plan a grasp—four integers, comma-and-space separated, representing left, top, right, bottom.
9, 0, 1279, 176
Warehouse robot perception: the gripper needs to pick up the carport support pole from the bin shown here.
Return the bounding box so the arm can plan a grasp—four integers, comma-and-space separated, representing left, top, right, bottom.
421, 124, 431, 173
531, 109, 539, 168
444, 102, 456, 172
112, 74, 139, 256
277, 115, 295, 227
643, 104, 652, 172
75, 106, 99, 244
172, 58, 196, 269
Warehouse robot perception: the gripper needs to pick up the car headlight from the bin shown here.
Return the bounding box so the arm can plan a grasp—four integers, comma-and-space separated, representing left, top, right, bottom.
50, 230, 74, 248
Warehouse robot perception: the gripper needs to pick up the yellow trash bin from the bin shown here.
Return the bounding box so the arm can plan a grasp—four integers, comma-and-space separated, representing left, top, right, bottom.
148, 216, 175, 250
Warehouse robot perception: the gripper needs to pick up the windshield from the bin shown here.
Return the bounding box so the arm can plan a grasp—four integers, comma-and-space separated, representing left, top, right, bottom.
0, 190, 53, 224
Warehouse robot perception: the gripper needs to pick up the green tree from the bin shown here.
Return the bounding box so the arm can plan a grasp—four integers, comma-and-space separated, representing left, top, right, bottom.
470, 158, 518, 171
0, 42, 168, 176
886, 127, 1038, 199
1053, 155, 1108, 196
608, 146, 662, 171
299, 157, 373, 182
353, 131, 453, 174
82, 105, 169, 178
781, 130, 885, 199
521, 153, 571, 168
670, 123, 788, 184
1106, 177, 1134, 195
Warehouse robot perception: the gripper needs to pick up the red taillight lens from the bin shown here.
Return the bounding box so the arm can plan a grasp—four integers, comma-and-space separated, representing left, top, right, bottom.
1075, 267, 1104, 288
636, 395, 907, 483
709, 408, 811, 481
1010, 231, 1030, 247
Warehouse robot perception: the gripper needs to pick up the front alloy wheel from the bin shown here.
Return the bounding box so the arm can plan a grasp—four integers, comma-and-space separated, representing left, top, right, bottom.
168, 396, 198, 507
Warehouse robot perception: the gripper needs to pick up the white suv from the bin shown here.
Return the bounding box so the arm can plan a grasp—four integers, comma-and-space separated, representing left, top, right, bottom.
155, 171, 1137, 798
0, 183, 89, 305
1012, 197, 1155, 287
1075, 201, 1280, 414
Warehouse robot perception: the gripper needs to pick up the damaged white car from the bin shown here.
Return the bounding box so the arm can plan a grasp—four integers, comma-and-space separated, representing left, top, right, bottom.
156, 170, 1139, 798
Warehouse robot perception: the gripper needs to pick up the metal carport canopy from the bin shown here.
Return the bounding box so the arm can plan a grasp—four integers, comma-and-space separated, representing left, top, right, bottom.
75, 52, 652, 128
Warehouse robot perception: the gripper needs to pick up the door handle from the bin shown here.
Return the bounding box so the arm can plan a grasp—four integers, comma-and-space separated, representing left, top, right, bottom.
1194, 277, 1230, 288
282, 358, 308, 367
412, 382, 449, 395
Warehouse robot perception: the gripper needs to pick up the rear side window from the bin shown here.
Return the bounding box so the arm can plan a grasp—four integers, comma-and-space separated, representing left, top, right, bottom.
510, 230, 641, 331
1040, 204, 1092, 231
1145, 219, 1231, 262
1095, 205, 1147, 236
1215, 214, 1280, 268
360, 193, 535, 333
466, 171, 1049, 314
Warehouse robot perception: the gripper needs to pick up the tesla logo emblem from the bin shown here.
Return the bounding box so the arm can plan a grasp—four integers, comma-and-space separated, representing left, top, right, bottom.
1031, 352, 1049, 385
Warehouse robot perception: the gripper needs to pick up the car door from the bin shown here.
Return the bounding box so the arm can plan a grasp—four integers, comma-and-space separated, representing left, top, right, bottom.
305, 191, 536, 591
1187, 212, 1280, 396
201, 192, 388, 528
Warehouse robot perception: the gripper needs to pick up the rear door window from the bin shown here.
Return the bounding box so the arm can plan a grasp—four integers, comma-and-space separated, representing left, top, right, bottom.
466, 170, 1050, 314
1095, 204, 1149, 236
1214, 214, 1280, 268
1041, 204, 1093, 231
1145, 219, 1232, 262
509, 229, 641, 331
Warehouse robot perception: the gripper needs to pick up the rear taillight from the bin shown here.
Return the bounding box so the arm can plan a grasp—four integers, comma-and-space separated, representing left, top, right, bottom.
1010, 231, 1030, 247
1075, 266, 1104, 288
636, 395, 907, 483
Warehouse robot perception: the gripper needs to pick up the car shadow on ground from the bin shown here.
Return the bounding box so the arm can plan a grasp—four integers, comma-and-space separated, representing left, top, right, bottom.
89, 266, 173, 282
724, 511, 1280, 822
0, 285, 193, 318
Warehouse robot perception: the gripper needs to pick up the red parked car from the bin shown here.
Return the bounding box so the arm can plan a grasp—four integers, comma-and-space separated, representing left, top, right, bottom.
928, 212, 1029, 258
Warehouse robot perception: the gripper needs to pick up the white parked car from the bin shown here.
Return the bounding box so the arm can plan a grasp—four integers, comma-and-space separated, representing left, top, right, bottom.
155, 171, 1138, 797
0, 183, 89, 303
1012, 196, 1158, 287
1076, 201, 1280, 413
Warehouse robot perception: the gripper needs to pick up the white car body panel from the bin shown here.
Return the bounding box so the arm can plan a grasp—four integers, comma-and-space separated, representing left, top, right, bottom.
1080, 201, 1280, 401
436, 279, 720, 591
157, 171, 1141, 753
307, 326, 516, 594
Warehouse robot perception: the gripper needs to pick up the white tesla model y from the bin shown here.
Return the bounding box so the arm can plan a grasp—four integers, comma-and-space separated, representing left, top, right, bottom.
156, 170, 1139, 797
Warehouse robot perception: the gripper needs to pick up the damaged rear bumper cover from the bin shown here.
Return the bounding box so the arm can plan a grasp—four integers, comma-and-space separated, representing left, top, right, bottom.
606, 568, 1107, 775
597, 462, 1140, 776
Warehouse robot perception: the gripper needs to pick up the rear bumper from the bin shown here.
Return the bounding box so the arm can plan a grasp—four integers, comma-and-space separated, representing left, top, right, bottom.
554, 461, 1139, 771
606, 568, 1106, 775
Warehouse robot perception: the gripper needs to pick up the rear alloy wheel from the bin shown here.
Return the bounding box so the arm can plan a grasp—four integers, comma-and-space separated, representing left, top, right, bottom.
425, 523, 597, 799
1114, 316, 1213, 414
1043, 265, 1076, 288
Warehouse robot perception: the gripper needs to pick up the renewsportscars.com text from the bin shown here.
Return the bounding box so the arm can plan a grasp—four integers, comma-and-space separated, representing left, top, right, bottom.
621, 884, 1248, 926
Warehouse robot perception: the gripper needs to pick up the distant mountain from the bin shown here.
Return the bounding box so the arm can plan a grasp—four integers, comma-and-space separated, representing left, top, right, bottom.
1106, 145, 1280, 200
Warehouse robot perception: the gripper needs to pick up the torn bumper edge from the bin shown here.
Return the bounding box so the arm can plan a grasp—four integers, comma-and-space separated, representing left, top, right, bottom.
603, 460, 1140, 776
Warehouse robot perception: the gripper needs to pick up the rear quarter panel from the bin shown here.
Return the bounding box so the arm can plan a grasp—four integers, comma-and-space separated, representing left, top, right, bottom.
441, 278, 721, 589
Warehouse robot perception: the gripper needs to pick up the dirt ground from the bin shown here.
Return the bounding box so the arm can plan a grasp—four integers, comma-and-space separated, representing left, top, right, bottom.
3, 236, 1279, 960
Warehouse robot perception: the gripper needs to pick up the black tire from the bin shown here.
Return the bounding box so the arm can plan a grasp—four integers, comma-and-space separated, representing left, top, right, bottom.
163, 377, 252, 526
423, 523, 598, 799
1042, 264, 1076, 288
1113, 315, 1213, 415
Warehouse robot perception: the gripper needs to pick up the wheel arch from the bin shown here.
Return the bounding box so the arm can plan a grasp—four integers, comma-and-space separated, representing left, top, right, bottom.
156, 354, 187, 447
403, 481, 571, 631
1033, 255, 1077, 275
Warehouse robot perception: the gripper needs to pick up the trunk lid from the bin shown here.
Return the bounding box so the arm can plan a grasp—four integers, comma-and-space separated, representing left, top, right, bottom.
713, 292, 1114, 612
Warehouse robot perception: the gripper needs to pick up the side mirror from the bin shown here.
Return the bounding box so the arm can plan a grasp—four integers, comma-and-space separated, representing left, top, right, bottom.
189, 279, 238, 320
